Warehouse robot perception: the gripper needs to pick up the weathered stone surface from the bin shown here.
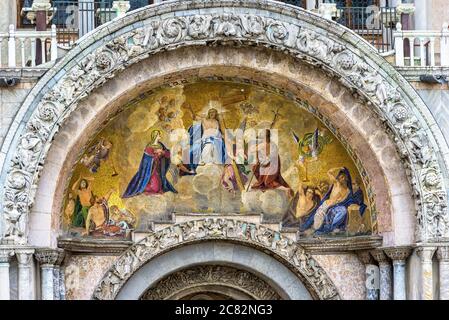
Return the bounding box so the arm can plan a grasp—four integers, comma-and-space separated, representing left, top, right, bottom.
65, 255, 117, 300
93, 219, 340, 300
0, 0, 447, 247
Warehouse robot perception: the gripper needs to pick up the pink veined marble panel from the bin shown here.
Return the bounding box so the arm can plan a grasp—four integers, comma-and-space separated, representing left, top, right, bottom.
64, 255, 117, 300
313, 254, 366, 300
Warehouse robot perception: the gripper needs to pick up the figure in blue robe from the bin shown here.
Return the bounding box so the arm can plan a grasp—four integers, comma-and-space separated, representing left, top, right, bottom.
299, 167, 367, 235
181, 108, 227, 176
122, 130, 177, 198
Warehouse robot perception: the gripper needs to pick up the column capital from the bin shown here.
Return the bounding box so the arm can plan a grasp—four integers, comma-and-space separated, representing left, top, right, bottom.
384, 246, 412, 262
370, 249, 390, 264
15, 249, 35, 266
35, 248, 64, 267
437, 246, 449, 262
0, 249, 14, 263
415, 246, 437, 262
357, 250, 376, 265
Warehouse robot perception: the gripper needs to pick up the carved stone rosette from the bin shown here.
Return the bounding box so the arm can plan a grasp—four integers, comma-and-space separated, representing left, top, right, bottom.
142, 265, 281, 300
0, 0, 447, 244
93, 219, 341, 300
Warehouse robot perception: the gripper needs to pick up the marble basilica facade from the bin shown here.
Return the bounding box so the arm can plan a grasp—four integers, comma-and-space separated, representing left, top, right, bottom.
0, 0, 449, 300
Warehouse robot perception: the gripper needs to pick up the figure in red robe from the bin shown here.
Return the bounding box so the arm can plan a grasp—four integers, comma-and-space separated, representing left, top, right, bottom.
251, 129, 291, 192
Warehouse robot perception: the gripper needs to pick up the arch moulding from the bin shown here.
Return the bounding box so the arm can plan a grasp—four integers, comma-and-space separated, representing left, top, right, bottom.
0, 0, 448, 245
92, 218, 340, 300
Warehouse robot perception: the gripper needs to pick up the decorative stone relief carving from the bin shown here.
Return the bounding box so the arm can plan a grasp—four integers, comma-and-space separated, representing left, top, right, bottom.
1, 1, 447, 244
142, 265, 281, 300
35, 248, 64, 266
15, 249, 34, 265
93, 219, 340, 300
370, 249, 390, 264
357, 250, 376, 265
437, 246, 449, 261
384, 247, 413, 262
0, 249, 14, 263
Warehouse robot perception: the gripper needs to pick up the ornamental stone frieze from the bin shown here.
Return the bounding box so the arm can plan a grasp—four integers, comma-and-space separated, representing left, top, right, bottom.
93, 218, 341, 300
0, 0, 447, 245
142, 265, 282, 300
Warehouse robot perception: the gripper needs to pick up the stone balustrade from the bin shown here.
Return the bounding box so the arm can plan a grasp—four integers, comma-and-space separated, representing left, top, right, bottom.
0, 24, 57, 68
394, 22, 449, 67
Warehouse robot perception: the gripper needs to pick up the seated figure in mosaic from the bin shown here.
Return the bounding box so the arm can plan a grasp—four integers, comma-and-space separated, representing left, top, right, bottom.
282, 180, 321, 228
299, 167, 367, 235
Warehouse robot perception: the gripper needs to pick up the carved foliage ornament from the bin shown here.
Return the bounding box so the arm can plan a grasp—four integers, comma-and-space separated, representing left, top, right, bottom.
1, 8, 447, 244
142, 265, 281, 300
93, 219, 340, 300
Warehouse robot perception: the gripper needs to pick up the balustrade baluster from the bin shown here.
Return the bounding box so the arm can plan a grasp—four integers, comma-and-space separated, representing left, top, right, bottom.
430, 38, 436, 67
419, 38, 426, 67
41, 38, 46, 64
409, 37, 415, 67
8, 24, 16, 68
0, 38, 3, 68
31, 38, 36, 67
20, 38, 26, 68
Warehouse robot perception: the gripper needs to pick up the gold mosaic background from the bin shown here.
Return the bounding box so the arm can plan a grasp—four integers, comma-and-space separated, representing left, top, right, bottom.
63, 81, 373, 235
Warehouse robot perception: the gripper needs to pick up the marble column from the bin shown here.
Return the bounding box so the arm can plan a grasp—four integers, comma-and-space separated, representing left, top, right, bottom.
437, 246, 449, 300
53, 250, 65, 300
0, 249, 14, 300
385, 247, 412, 300
416, 247, 436, 300
357, 250, 380, 300
15, 249, 35, 300
371, 249, 392, 300
35, 248, 63, 300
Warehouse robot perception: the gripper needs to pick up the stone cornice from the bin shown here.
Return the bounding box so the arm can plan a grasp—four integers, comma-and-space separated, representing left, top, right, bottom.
396, 66, 449, 82
58, 237, 133, 255
296, 236, 383, 254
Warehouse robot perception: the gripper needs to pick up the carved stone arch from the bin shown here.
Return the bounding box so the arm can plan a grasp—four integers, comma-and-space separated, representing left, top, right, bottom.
141, 265, 283, 300
0, 0, 447, 245
92, 219, 341, 300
